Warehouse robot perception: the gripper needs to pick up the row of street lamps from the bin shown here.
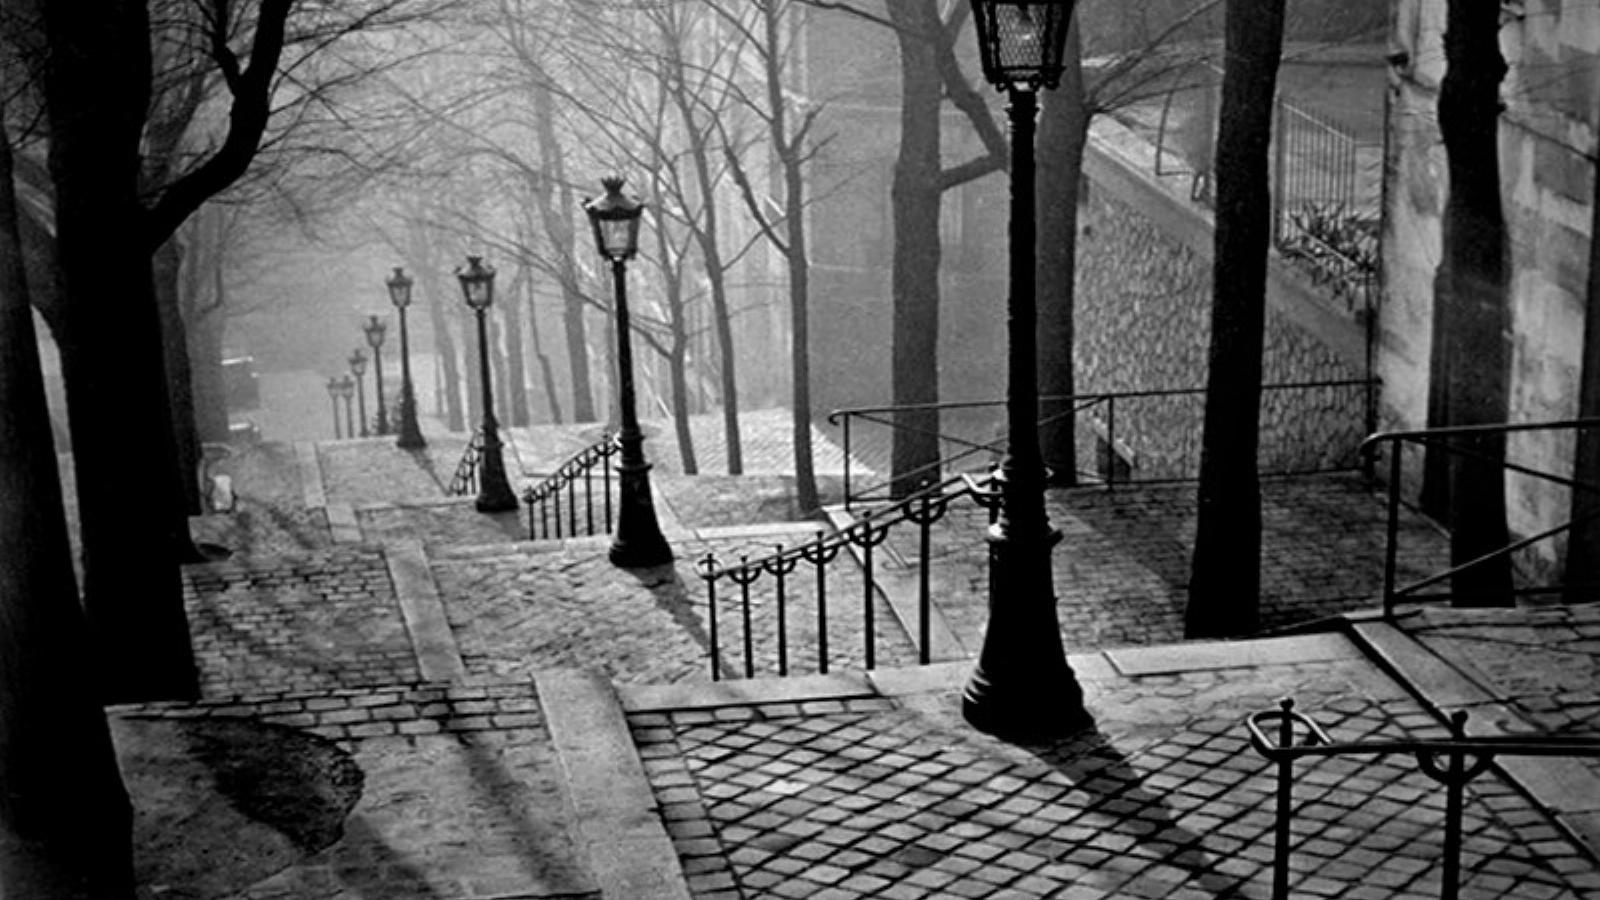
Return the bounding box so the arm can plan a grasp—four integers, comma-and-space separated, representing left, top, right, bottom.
323, 176, 671, 568
326, 278, 425, 447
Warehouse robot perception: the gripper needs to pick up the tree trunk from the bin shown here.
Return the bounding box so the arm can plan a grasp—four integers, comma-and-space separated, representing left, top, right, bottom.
505, 277, 530, 428
460, 305, 483, 426
1564, 90, 1600, 601
156, 236, 204, 517
787, 171, 819, 512
887, 0, 944, 499
526, 284, 564, 423
0, 112, 137, 900
187, 245, 231, 444
1036, 21, 1087, 487
670, 336, 698, 476
44, 0, 199, 701
1185, 0, 1287, 639
417, 266, 465, 432
1437, 0, 1513, 606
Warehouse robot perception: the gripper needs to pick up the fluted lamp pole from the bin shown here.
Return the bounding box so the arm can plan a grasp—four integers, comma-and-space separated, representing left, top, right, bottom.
348, 348, 369, 437
961, 0, 1090, 740
363, 314, 390, 436
456, 256, 519, 513
583, 176, 672, 568
387, 267, 427, 449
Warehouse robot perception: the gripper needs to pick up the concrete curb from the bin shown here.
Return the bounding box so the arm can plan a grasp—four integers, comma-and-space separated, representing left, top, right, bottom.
384, 539, 467, 684
539, 669, 694, 900
1348, 619, 1600, 862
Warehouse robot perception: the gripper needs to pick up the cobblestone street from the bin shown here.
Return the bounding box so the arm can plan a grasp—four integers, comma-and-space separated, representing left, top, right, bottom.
629, 642, 1600, 900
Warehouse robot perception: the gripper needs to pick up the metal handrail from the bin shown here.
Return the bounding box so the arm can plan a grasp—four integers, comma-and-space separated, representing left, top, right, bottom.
1247, 699, 1600, 900
830, 379, 1378, 507
522, 433, 621, 540
447, 430, 484, 496
1359, 418, 1600, 614
695, 471, 996, 681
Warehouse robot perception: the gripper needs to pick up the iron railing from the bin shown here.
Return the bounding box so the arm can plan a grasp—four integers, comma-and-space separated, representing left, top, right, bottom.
695, 472, 999, 680
830, 379, 1377, 508
523, 434, 621, 540
1361, 418, 1600, 615
1248, 698, 1600, 900
447, 430, 484, 496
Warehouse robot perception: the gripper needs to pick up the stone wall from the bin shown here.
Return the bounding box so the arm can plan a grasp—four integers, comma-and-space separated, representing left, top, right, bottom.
1073, 169, 1369, 481
1381, 0, 1599, 570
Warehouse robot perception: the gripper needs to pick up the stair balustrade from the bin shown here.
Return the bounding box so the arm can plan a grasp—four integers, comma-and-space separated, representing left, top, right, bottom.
696, 473, 997, 681
830, 379, 1377, 509
522, 434, 621, 540
446, 430, 483, 496
1360, 418, 1600, 614
1248, 698, 1600, 900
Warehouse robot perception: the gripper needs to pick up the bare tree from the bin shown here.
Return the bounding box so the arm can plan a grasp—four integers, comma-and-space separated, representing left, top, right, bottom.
1185, 0, 1286, 638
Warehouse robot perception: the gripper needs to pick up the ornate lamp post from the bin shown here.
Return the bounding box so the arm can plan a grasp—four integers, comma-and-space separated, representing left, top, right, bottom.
334, 375, 356, 441
456, 256, 519, 512
348, 348, 369, 437
583, 176, 672, 568
326, 376, 344, 439
387, 267, 427, 449
363, 314, 391, 436
961, 0, 1089, 739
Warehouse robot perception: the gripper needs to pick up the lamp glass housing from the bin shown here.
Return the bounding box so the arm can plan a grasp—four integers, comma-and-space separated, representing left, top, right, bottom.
457, 256, 496, 310
583, 176, 644, 262
969, 0, 1073, 90
363, 314, 387, 348
387, 267, 413, 309
348, 348, 367, 375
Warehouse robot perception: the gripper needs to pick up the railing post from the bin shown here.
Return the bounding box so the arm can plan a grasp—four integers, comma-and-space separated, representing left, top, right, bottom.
1272, 698, 1296, 900
799, 530, 839, 675
1441, 711, 1468, 900
604, 437, 615, 533
766, 547, 799, 677
553, 485, 563, 539
525, 491, 536, 541
1107, 397, 1117, 489
567, 471, 578, 537
699, 553, 721, 681
584, 460, 595, 536
727, 556, 760, 679
842, 414, 853, 512
847, 515, 891, 671
1384, 443, 1402, 618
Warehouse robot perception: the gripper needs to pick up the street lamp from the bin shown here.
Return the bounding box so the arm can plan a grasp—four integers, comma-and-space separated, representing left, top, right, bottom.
334, 374, 356, 441
961, 0, 1090, 739
348, 348, 369, 437
456, 255, 519, 512
326, 376, 344, 439
363, 314, 391, 436
584, 176, 673, 568
387, 267, 427, 449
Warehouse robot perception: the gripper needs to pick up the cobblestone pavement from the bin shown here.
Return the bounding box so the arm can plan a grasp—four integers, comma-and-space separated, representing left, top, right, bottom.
1400, 602, 1600, 784
426, 525, 918, 688
124, 682, 594, 900
631, 647, 1600, 900
851, 473, 1454, 656
657, 475, 843, 530
184, 548, 419, 698
359, 500, 529, 550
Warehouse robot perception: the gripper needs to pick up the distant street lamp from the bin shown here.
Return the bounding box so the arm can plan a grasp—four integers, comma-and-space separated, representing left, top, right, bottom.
583, 175, 672, 568
387, 267, 427, 449
961, 0, 1090, 739
363, 314, 391, 436
326, 376, 344, 439
334, 374, 356, 441
456, 256, 519, 512
348, 348, 369, 437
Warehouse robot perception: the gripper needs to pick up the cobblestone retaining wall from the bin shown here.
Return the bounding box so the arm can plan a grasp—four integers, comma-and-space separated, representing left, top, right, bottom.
1074, 186, 1367, 480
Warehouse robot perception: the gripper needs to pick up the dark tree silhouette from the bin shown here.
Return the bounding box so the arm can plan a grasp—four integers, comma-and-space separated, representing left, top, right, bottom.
0, 115, 137, 899
1432, 0, 1513, 606
1185, 0, 1286, 638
